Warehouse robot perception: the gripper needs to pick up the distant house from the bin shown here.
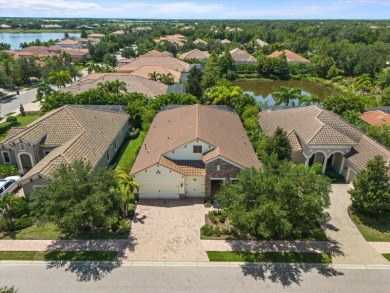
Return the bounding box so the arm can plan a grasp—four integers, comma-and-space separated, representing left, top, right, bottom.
61, 73, 169, 97
229, 48, 256, 64
41, 24, 63, 29
256, 39, 269, 47
155, 34, 187, 48
131, 105, 260, 199
0, 105, 130, 195
131, 26, 152, 32
87, 33, 105, 39
116, 56, 190, 74
6, 46, 60, 60
91, 23, 100, 29
221, 39, 231, 45
75, 38, 90, 47
181, 25, 195, 30
359, 110, 390, 126
268, 50, 311, 64
62, 48, 89, 61
193, 39, 207, 45
111, 30, 125, 36
55, 39, 82, 49
258, 106, 390, 184
140, 50, 173, 57
179, 49, 209, 62
227, 27, 243, 32
0, 24, 11, 29
126, 65, 183, 83
117, 58, 134, 67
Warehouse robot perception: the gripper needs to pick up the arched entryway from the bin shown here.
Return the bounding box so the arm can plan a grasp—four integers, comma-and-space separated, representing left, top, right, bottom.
308, 151, 345, 176
19, 153, 33, 174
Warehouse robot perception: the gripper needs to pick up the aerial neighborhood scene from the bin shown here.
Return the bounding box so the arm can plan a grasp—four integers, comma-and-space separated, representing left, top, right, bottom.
0, 0, 389, 292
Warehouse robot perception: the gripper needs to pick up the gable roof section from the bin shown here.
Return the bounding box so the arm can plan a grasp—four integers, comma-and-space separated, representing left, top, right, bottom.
8, 105, 129, 182
359, 110, 390, 126
61, 73, 168, 97
179, 49, 210, 60
116, 56, 190, 73
128, 65, 182, 83
141, 50, 173, 57
131, 105, 260, 175
268, 50, 310, 63
258, 106, 390, 172
229, 48, 256, 63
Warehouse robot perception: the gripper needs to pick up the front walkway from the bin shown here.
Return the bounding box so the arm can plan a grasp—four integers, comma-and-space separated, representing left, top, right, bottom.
369, 242, 390, 254
124, 199, 210, 262
325, 184, 389, 264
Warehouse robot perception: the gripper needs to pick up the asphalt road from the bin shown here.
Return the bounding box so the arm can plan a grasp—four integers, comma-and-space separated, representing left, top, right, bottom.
0, 88, 38, 116
1, 262, 389, 292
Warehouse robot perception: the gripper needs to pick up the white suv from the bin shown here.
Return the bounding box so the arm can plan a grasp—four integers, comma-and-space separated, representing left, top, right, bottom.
0, 176, 20, 196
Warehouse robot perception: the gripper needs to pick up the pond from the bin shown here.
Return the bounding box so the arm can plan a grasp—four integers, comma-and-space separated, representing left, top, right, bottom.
234, 80, 334, 106
0, 32, 80, 50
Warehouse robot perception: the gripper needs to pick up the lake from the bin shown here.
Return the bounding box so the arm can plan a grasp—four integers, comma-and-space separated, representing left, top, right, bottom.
234, 80, 334, 106
0, 32, 80, 50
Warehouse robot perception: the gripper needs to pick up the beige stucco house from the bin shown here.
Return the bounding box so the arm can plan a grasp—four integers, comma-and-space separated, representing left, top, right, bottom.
130, 105, 260, 199
259, 106, 390, 184
0, 105, 130, 195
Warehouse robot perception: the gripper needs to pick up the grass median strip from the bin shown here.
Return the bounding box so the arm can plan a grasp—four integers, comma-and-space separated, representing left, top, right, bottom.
207, 251, 332, 263
383, 254, 390, 262
0, 251, 118, 261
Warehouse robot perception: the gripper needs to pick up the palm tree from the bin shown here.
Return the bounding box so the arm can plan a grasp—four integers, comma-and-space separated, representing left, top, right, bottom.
158, 73, 175, 85
114, 169, 139, 218
148, 71, 160, 81
272, 86, 301, 106
68, 64, 83, 81
48, 70, 72, 88
36, 82, 53, 101
297, 94, 320, 106
87, 61, 101, 74
354, 73, 373, 95
97, 80, 127, 94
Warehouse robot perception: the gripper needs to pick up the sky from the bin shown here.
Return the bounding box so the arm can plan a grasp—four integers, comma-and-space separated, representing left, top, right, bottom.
0, 0, 389, 19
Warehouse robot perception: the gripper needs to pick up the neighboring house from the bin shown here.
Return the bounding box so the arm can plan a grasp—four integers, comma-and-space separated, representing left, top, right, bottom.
229, 48, 256, 64
131, 105, 260, 199
62, 48, 89, 61
91, 23, 100, 29
268, 50, 311, 64
359, 110, 390, 126
179, 49, 210, 61
111, 30, 125, 36
41, 24, 63, 29
117, 58, 134, 67
258, 106, 390, 184
75, 38, 90, 47
87, 33, 105, 39
125, 65, 183, 83
155, 34, 187, 48
221, 39, 231, 45
256, 39, 269, 47
5, 46, 61, 60
193, 39, 207, 45
87, 38, 101, 45
131, 26, 152, 32
0, 105, 130, 195
61, 73, 169, 97
116, 56, 191, 74
55, 39, 83, 49
140, 50, 173, 57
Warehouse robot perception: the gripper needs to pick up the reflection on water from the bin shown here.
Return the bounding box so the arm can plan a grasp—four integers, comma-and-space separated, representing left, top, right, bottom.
234, 80, 334, 106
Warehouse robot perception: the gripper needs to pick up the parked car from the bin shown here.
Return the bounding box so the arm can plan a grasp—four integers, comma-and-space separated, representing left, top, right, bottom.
0, 176, 21, 196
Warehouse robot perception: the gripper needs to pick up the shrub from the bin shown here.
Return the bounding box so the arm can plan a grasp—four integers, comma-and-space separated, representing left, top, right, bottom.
127, 203, 135, 218
0, 164, 19, 177
129, 128, 139, 139
5, 116, 17, 123
0, 121, 20, 136
117, 219, 130, 234
11, 217, 34, 231
201, 224, 228, 237
209, 210, 227, 224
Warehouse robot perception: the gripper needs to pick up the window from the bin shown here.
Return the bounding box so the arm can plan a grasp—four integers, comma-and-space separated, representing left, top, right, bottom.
106, 150, 110, 161
193, 145, 202, 153
2, 152, 11, 164
19, 143, 26, 151
216, 165, 221, 172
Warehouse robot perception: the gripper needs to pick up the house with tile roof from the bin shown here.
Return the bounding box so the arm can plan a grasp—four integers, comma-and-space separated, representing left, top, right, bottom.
259, 106, 390, 184
61, 73, 169, 97
55, 39, 82, 49
268, 50, 311, 64
193, 39, 207, 45
140, 50, 173, 57
0, 105, 130, 195
221, 39, 231, 45
256, 39, 269, 47
229, 48, 257, 64
131, 105, 260, 199
179, 49, 210, 61
359, 110, 390, 126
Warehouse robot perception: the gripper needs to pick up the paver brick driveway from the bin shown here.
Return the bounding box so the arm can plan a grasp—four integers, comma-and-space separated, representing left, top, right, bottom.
124, 198, 210, 262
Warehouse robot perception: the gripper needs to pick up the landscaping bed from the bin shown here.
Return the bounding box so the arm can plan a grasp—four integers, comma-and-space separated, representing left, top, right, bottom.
0, 251, 117, 261
349, 209, 390, 242
207, 251, 332, 263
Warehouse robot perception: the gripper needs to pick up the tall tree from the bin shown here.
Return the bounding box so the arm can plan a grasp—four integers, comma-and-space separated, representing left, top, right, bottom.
36, 82, 53, 101
257, 127, 292, 164
272, 86, 301, 106
48, 70, 72, 88
148, 71, 160, 81
67, 64, 83, 81
114, 169, 139, 218
354, 73, 373, 95
186, 66, 203, 99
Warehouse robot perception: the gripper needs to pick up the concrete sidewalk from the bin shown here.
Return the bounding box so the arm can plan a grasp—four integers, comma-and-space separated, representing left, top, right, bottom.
201, 240, 332, 253
369, 242, 390, 254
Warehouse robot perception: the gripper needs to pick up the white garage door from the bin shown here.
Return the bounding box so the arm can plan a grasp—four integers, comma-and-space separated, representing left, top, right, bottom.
139, 182, 180, 199
185, 177, 205, 197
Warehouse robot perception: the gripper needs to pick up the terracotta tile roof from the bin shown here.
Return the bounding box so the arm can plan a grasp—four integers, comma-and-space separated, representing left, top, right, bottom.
179, 49, 210, 60
56, 39, 80, 45
127, 65, 182, 83
359, 110, 390, 126
230, 48, 256, 63
3, 105, 129, 181
159, 157, 205, 175
141, 50, 173, 57
193, 39, 207, 45
116, 56, 190, 73
268, 50, 310, 63
131, 105, 260, 175
62, 48, 88, 56
221, 39, 231, 44
259, 106, 390, 172
61, 73, 168, 97
111, 30, 125, 35
87, 33, 105, 39
287, 131, 302, 151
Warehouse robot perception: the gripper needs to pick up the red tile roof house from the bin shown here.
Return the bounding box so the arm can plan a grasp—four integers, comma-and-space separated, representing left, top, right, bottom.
259, 106, 390, 185
268, 49, 311, 64
130, 105, 260, 199
359, 110, 390, 126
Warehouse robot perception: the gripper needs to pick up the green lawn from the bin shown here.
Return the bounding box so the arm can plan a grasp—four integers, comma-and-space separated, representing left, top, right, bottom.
0, 251, 117, 261
0, 222, 129, 240
0, 114, 41, 141
113, 131, 146, 173
207, 251, 332, 263
351, 212, 390, 242
383, 254, 390, 262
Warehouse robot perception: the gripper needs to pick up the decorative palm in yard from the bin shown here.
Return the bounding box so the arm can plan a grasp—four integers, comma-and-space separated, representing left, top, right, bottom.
48, 70, 72, 88
97, 80, 127, 95
114, 169, 139, 218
